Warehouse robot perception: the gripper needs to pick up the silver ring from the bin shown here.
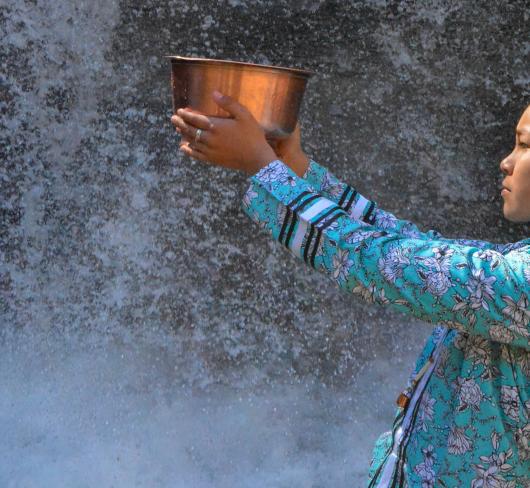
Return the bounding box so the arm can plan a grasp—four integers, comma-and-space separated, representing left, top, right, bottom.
195, 128, 203, 143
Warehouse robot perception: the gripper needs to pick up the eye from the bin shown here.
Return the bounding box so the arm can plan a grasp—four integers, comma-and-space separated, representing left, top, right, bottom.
519, 142, 530, 149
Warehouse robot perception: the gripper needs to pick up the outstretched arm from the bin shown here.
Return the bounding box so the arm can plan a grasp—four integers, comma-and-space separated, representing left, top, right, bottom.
301, 158, 514, 252
242, 159, 530, 351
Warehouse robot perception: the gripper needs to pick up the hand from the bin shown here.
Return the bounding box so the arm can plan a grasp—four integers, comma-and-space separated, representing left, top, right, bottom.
266, 122, 310, 178
170, 91, 277, 175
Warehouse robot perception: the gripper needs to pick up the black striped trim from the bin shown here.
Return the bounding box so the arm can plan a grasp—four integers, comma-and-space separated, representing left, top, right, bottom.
303, 224, 316, 264
303, 205, 346, 265
316, 207, 346, 229
366, 212, 377, 226
293, 194, 320, 214
279, 207, 293, 246
283, 193, 321, 250
344, 190, 358, 212
288, 190, 312, 209
363, 201, 376, 224
309, 209, 346, 268
312, 205, 342, 227
284, 211, 298, 248
338, 185, 352, 207
310, 229, 322, 268
280, 192, 319, 249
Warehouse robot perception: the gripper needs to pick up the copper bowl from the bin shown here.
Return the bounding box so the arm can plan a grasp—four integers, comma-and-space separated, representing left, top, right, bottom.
167, 55, 314, 140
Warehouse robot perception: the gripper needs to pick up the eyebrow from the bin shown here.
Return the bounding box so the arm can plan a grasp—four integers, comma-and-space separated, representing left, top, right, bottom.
517, 129, 530, 137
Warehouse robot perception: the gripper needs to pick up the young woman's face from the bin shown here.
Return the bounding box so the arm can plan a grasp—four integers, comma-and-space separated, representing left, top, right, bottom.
499, 105, 530, 223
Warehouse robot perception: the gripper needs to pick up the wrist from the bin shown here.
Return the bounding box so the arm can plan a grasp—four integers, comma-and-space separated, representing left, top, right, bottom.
249, 145, 277, 175
291, 151, 310, 178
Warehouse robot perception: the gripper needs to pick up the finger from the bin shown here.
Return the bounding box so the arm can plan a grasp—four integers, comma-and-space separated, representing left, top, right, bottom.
179, 141, 209, 162
171, 115, 185, 135
212, 91, 249, 120
182, 139, 209, 154
176, 109, 214, 131
172, 115, 210, 143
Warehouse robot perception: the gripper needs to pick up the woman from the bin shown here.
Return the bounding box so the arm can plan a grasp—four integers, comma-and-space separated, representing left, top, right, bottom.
171, 92, 530, 487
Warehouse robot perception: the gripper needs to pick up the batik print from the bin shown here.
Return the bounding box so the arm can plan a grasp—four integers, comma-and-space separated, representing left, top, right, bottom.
241, 158, 530, 487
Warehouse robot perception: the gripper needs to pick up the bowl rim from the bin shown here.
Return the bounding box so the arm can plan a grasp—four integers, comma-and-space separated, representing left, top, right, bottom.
165, 55, 314, 78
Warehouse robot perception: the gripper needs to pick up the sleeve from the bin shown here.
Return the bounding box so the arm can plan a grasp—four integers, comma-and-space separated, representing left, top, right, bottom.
300, 158, 511, 252
241, 159, 530, 351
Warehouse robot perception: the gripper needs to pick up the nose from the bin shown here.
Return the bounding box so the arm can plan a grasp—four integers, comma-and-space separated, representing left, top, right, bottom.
499, 153, 514, 175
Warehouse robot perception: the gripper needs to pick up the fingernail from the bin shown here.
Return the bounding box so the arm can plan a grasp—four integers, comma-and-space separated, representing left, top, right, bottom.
213, 90, 223, 101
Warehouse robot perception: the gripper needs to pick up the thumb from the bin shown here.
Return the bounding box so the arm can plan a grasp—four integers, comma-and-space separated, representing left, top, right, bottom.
213, 90, 248, 119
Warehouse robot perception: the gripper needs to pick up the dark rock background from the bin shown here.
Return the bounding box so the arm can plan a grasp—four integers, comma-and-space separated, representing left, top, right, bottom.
1, 1, 529, 486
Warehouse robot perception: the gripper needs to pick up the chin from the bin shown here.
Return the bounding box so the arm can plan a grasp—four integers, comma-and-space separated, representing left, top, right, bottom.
503, 207, 530, 223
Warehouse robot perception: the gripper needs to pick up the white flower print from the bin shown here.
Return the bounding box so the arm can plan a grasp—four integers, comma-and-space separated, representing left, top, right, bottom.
461, 335, 492, 367
423, 269, 452, 297
502, 294, 530, 338
499, 385, 520, 422
374, 209, 398, 229
321, 173, 343, 199
501, 345, 517, 367
378, 245, 410, 283
514, 423, 530, 461
477, 249, 502, 269
276, 204, 288, 228
488, 324, 515, 345
432, 246, 455, 265
401, 224, 423, 238
440, 319, 468, 335
412, 444, 437, 488
472, 439, 515, 488
416, 391, 436, 433
343, 229, 387, 245
516, 351, 530, 377
242, 185, 258, 209
254, 160, 298, 188
352, 281, 378, 304
453, 331, 470, 351
459, 334, 500, 381
414, 247, 454, 296
332, 248, 353, 284
466, 268, 496, 311
447, 425, 473, 455
454, 377, 483, 412
470, 464, 508, 488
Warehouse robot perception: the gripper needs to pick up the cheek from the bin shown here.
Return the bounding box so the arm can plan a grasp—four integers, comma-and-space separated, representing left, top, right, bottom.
511, 159, 530, 217
515, 161, 530, 193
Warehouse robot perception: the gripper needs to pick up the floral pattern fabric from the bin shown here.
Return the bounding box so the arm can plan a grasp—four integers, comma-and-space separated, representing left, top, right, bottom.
241, 158, 530, 487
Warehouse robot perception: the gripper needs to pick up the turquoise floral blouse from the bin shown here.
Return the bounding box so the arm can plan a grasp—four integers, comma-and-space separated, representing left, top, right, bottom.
241, 158, 530, 488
